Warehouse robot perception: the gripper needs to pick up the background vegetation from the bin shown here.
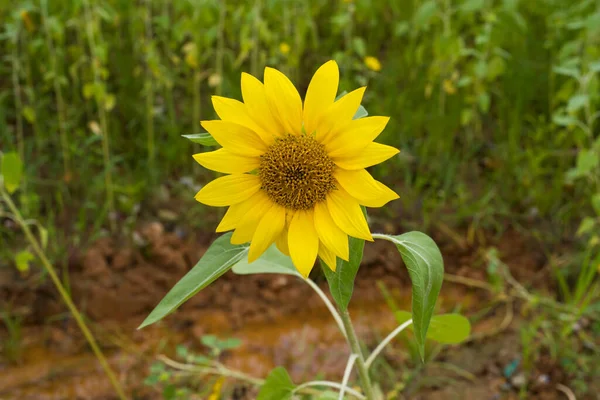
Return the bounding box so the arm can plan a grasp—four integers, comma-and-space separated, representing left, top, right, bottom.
1, 0, 599, 398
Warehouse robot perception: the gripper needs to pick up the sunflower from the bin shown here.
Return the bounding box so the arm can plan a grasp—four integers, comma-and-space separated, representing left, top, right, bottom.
193, 60, 399, 277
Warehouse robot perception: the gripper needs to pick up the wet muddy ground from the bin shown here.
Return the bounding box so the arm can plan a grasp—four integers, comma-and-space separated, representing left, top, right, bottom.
1, 220, 597, 399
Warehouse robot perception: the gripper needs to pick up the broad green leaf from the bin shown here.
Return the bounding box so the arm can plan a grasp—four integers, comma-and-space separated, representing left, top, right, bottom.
321, 236, 365, 311
590, 60, 600, 73
15, 250, 34, 274
232, 245, 299, 276
425, 314, 471, 344
375, 232, 444, 360
393, 310, 412, 325
182, 133, 219, 146
391, 311, 470, 344
567, 94, 589, 113
257, 367, 295, 400
1, 152, 23, 194
139, 233, 248, 329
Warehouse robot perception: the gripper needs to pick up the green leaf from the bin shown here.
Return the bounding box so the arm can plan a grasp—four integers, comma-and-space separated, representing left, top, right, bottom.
460, 0, 485, 12
592, 194, 600, 216
478, 92, 491, 113
392, 311, 470, 344
22, 106, 36, 123
201, 334, 218, 348
375, 232, 444, 360
138, 233, 248, 329
39, 225, 49, 250
1, 152, 23, 194
315, 391, 339, 400
354, 104, 368, 119
577, 217, 596, 236
182, 133, 219, 146
352, 37, 366, 57
257, 367, 295, 400
393, 310, 412, 325
321, 236, 365, 311
576, 149, 598, 175
553, 65, 580, 79
232, 245, 299, 276
425, 314, 471, 344
414, 0, 438, 29
487, 56, 506, 80
552, 113, 579, 127
15, 250, 34, 274
567, 94, 589, 113
218, 338, 242, 350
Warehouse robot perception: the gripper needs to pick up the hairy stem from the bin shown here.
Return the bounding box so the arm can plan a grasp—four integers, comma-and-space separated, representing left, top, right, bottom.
339, 309, 375, 400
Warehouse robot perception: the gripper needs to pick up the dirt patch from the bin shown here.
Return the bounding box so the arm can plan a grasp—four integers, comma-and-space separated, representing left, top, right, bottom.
0, 220, 587, 399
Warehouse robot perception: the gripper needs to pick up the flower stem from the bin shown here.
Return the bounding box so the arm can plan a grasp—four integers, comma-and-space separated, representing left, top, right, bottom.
1, 190, 127, 400
365, 319, 412, 368
304, 278, 346, 338
339, 309, 376, 400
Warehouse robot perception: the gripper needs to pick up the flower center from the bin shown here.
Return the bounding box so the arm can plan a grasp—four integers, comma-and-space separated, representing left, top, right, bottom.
259, 134, 336, 210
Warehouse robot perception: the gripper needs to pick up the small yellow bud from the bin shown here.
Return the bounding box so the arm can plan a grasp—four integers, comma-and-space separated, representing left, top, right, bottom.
279, 42, 291, 55
364, 56, 382, 72
443, 79, 457, 95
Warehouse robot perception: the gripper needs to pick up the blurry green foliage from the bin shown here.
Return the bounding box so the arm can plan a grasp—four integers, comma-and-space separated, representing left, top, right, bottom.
0, 0, 599, 241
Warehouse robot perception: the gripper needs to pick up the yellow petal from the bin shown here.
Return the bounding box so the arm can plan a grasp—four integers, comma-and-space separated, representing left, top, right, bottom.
325, 116, 390, 157
333, 142, 399, 170
230, 191, 274, 244
264, 67, 303, 135
326, 188, 373, 241
318, 243, 337, 272
334, 168, 399, 207
288, 210, 319, 277
313, 201, 349, 260
216, 192, 263, 232
316, 87, 366, 142
303, 60, 339, 135
276, 226, 290, 256
193, 149, 259, 174
195, 174, 261, 207
241, 73, 284, 138
248, 204, 286, 262
201, 120, 267, 156
211, 96, 274, 145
